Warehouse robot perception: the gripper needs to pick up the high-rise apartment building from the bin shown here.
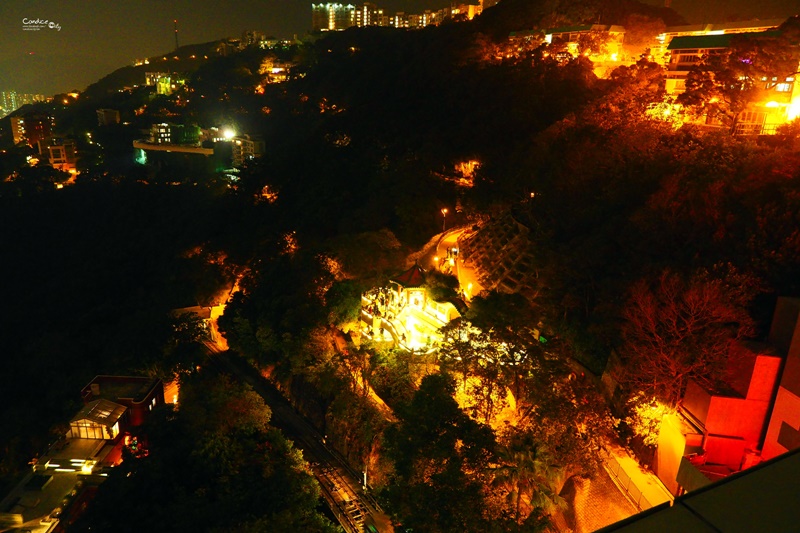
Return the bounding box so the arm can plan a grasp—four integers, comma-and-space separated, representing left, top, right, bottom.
356, 3, 387, 27
311, 2, 482, 32
0, 91, 46, 116
232, 134, 266, 168
312, 3, 356, 31
10, 113, 55, 146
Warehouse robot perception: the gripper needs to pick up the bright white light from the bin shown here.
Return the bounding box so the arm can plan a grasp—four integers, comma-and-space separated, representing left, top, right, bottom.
788, 98, 800, 121
222, 128, 236, 140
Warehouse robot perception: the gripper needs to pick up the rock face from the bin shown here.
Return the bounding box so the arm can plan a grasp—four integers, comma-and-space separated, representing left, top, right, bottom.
458, 211, 539, 300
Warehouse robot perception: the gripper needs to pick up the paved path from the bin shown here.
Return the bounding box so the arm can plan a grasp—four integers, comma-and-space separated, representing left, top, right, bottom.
605, 445, 673, 511
563, 469, 639, 533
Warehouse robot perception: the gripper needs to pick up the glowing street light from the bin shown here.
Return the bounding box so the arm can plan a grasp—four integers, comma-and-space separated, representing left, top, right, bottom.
441, 207, 448, 232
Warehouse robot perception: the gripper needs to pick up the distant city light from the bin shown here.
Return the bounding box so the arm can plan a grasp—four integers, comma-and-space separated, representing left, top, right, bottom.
222, 128, 236, 140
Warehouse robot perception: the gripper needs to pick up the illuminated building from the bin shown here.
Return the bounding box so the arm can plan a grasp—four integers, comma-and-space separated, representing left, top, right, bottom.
242, 29, 266, 47
232, 134, 265, 168
451, 2, 482, 21
545, 24, 627, 63
80, 375, 165, 429
38, 137, 77, 172
761, 298, 800, 461
650, 299, 800, 497
356, 2, 387, 27
389, 12, 407, 28
362, 264, 462, 351
144, 71, 169, 86
664, 27, 800, 135
0, 91, 46, 116
598, 446, 800, 532
151, 122, 172, 144
656, 344, 782, 496
312, 3, 356, 31
143, 73, 186, 96
407, 12, 430, 29
312, 2, 474, 31
10, 112, 54, 146
147, 123, 200, 145
0, 376, 165, 529
653, 18, 785, 65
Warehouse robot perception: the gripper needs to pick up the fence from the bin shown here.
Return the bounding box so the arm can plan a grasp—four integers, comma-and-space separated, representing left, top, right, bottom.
605, 457, 655, 511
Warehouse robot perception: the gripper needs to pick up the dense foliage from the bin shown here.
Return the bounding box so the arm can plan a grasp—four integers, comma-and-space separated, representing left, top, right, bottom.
70, 371, 338, 532
2, 1, 800, 530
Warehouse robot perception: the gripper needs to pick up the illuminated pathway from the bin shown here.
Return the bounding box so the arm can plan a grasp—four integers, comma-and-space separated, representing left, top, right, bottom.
433, 227, 484, 301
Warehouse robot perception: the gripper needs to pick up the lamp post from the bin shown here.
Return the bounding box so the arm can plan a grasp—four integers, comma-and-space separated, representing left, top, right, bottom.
441, 207, 448, 233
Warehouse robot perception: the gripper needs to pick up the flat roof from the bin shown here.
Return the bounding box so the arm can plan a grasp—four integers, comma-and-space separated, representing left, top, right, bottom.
667, 34, 734, 50
598, 446, 800, 532
667, 30, 782, 50
83, 375, 160, 402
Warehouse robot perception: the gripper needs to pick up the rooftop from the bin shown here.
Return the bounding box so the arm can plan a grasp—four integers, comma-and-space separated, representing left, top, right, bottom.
597, 446, 800, 532
81, 375, 161, 403
667, 30, 782, 50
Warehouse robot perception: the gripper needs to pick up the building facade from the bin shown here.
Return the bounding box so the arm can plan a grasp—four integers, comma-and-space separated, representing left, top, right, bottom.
761, 298, 800, 461
38, 137, 77, 172
96, 108, 121, 126
10, 113, 55, 146
312, 3, 356, 31
0, 91, 46, 117
665, 30, 800, 135
232, 134, 265, 168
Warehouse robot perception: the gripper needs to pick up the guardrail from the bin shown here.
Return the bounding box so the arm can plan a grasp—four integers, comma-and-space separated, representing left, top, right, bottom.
605, 458, 654, 511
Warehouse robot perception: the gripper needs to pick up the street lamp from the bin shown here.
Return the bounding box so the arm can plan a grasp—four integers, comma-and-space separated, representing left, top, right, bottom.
441, 208, 448, 232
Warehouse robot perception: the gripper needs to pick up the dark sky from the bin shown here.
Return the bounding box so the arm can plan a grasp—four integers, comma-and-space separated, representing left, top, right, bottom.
0, 0, 797, 96
0, 0, 448, 95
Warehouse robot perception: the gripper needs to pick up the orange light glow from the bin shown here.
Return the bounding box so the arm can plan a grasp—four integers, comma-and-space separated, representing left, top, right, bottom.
788, 97, 800, 121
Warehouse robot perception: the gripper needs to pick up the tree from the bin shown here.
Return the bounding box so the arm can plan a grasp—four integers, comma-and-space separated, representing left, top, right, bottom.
467, 292, 546, 409
381, 373, 497, 532
518, 361, 614, 477
439, 318, 488, 393
424, 269, 461, 302
679, 30, 800, 133
71, 370, 338, 533
146, 312, 209, 382
325, 228, 404, 280
621, 14, 665, 59
618, 268, 756, 407
325, 278, 368, 330
491, 435, 565, 525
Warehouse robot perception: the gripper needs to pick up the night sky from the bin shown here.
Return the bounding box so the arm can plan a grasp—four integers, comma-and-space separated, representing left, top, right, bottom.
0, 0, 449, 95
0, 0, 797, 96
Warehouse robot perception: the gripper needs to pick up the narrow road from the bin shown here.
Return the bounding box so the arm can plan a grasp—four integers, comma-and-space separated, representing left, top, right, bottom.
205, 351, 393, 533
434, 227, 483, 301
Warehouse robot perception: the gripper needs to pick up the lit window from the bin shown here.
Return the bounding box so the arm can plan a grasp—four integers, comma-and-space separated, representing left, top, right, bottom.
776, 82, 793, 92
